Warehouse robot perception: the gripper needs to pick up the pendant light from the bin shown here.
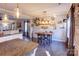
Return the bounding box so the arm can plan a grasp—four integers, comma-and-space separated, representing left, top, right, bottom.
2, 3, 9, 26
2, 14, 9, 26
38, 11, 55, 26
16, 3, 20, 19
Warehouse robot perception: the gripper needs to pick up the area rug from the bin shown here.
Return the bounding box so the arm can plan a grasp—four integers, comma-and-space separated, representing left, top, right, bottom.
0, 38, 38, 56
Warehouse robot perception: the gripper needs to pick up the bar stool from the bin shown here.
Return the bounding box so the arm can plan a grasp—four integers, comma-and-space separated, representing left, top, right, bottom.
38, 34, 43, 46
42, 35, 48, 47
48, 35, 52, 44
40, 34, 44, 46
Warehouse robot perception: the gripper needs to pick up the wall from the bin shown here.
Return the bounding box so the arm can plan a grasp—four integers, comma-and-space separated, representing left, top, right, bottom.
74, 4, 79, 56
52, 27, 66, 42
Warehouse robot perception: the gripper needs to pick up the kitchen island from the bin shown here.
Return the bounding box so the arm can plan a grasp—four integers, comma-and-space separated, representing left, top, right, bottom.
0, 33, 23, 42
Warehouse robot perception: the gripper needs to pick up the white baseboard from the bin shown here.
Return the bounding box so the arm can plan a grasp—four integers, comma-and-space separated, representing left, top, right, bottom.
52, 39, 66, 42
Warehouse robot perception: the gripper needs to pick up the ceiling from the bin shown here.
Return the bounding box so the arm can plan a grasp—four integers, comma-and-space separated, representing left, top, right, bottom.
0, 3, 72, 20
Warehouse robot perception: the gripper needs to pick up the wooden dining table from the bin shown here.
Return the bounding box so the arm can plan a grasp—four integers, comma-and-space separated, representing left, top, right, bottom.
36, 32, 52, 36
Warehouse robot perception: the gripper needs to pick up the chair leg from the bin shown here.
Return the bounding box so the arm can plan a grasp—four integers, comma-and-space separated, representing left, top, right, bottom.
31, 48, 38, 56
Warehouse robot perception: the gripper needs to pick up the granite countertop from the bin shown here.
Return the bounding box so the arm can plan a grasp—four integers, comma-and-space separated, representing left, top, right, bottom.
0, 29, 22, 37
0, 32, 22, 37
